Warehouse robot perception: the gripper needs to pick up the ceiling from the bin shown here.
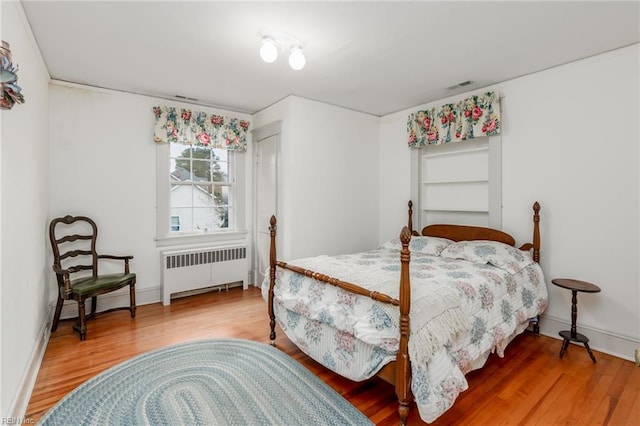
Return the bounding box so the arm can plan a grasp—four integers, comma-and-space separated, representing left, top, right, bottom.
20, 1, 640, 117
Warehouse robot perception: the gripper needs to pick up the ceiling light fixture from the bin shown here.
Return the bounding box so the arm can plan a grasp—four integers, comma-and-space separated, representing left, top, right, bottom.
288, 46, 305, 71
260, 38, 278, 63
259, 32, 306, 71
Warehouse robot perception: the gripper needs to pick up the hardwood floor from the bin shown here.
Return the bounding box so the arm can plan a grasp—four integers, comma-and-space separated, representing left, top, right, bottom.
26, 286, 639, 425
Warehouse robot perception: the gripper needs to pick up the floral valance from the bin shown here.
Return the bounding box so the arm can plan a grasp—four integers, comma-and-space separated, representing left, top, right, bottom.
153, 106, 250, 151
406, 91, 501, 148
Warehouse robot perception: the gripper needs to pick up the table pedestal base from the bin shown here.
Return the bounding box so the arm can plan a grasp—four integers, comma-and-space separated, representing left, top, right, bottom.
559, 330, 596, 363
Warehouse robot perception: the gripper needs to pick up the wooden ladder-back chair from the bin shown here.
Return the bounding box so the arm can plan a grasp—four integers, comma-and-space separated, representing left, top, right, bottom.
49, 215, 137, 341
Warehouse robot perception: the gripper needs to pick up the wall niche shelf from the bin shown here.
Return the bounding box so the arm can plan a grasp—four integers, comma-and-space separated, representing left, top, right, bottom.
417, 137, 501, 229
422, 179, 488, 185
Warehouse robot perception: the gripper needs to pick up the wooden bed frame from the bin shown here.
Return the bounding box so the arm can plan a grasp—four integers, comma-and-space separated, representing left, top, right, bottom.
267, 201, 541, 425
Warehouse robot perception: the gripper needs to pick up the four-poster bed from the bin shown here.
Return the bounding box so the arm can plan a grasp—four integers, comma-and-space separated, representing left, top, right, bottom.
264, 201, 546, 424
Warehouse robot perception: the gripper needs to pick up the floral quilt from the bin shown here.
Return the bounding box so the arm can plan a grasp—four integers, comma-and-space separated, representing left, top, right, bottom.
262, 237, 548, 423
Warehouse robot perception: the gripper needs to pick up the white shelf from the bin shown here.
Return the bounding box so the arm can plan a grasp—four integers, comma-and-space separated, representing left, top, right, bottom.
421, 146, 489, 158
422, 208, 488, 213
422, 179, 488, 185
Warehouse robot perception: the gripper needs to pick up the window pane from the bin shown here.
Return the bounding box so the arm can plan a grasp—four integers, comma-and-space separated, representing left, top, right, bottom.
189, 147, 211, 181
170, 184, 194, 208
171, 162, 191, 180
212, 149, 228, 162
170, 143, 190, 158
192, 159, 211, 181
171, 144, 191, 180
212, 149, 229, 182
192, 146, 212, 160
170, 207, 193, 232
192, 207, 219, 231
211, 158, 229, 182
212, 186, 230, 207
194, 184, 214, 204
192, 206, 229, 230
215, 206, 230, 229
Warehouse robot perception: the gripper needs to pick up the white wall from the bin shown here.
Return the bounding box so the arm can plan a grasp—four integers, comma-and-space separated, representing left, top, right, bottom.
48, 84, 253, 307
378, 117, 413, 243
0, 1, 51, 417
379, 44, 640, 360
253, 96, 380, 260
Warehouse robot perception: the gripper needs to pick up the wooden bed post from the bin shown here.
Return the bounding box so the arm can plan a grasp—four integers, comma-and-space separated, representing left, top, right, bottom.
532, 201, 541, 263
530, 201, 542, 335
407, 200, 414, 235
396, 226, 412, 425
268, 215, 277, 346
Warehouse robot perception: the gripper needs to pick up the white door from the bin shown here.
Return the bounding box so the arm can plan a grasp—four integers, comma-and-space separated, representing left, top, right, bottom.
255, 134, 278, 287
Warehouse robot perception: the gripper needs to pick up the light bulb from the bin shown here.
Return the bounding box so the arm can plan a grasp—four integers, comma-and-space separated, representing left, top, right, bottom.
260, 38, 278, 63
288, 47, 305, 70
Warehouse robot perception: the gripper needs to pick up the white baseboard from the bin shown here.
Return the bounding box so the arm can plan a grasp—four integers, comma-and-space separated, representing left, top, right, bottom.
8, 304, 53, 420
539, 314, 639, 362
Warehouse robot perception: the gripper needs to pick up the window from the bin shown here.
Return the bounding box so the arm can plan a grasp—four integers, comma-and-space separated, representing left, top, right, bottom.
168, 144, 235, 233
153, 106, 249, 247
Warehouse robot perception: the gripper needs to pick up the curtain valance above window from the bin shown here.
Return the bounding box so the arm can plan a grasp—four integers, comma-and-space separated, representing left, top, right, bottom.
406, 91, 501, 148
153, 105, 250, 151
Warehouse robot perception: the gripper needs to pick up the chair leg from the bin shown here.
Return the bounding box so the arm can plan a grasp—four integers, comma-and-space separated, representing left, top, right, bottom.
77, 300, 87, 341
91, 296, 97, 316
130, 282, 137, 318
51, 294, 64, 332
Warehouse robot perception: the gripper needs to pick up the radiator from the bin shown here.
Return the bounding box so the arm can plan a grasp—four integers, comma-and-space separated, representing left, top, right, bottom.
161, 245, 248, 305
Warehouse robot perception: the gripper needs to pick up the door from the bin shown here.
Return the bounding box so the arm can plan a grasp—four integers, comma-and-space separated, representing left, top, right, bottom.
254, 134, 278, 287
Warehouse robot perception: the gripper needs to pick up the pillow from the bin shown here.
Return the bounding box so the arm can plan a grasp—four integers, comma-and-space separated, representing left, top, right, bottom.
439, 240, 534, 273
380, 236, 454, 256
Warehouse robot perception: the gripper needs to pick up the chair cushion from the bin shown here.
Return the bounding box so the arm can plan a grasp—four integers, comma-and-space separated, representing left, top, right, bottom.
71, 273, 136, 296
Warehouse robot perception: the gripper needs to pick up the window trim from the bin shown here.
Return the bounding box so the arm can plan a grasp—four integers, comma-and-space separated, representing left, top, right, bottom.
154, 229, 249, 248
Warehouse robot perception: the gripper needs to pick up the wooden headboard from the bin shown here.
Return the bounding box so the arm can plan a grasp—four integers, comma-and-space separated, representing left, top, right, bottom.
421, 224, 515, 245
407, 200, 541, 262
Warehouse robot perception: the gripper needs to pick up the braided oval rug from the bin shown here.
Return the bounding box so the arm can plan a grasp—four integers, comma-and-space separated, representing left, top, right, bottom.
40, 338, 373, 425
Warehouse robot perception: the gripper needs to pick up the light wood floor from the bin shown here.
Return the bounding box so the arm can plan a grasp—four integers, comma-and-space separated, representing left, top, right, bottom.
26, 286, 639, 425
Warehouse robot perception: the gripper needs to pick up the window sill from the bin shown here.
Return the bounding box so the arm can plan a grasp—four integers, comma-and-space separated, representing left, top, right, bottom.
155, 230, 249, 248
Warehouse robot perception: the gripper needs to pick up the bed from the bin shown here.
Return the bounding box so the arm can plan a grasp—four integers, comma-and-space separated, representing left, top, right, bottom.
262, 201, 547, 424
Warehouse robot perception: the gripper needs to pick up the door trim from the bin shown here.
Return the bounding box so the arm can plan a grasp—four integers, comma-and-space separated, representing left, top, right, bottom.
252, 122, 281, 286
251, 120, 282, 141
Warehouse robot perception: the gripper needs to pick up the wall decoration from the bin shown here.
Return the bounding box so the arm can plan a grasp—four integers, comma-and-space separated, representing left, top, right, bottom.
0, 40, 25, 110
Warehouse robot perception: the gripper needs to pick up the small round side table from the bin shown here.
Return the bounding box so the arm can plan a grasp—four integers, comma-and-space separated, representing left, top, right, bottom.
552, 278, 601, 363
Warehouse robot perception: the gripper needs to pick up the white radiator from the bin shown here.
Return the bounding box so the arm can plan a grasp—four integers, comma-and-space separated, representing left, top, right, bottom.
161, 245, 248, 305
